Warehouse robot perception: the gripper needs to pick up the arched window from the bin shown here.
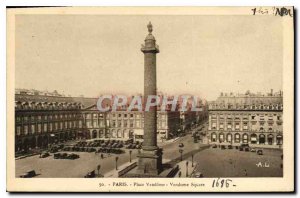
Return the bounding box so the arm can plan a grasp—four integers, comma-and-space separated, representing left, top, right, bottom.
242, 133, 249, 143
211, 133, 217, 142
259, 134, 265, 144
219, 133, 224, 143
234, 133, 240, 143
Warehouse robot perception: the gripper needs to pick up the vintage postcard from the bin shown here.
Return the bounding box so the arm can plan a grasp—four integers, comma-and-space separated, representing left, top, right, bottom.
6, 7, 294, 192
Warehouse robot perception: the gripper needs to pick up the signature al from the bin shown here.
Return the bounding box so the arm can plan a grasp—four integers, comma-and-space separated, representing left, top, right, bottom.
256, 161, 270, 168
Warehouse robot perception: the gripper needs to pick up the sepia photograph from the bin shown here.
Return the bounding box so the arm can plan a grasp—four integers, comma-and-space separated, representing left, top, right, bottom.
6, 6, 294, 192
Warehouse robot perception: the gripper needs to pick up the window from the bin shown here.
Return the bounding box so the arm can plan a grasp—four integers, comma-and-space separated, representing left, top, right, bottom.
234, 134, 240, 143
16, 126, 21, 136
31, 124, 35, 134
277, 115, 281, 120
219, 123, 224, 130
235, 123, 240, 130
24, 125, 28, 135
243, 122, 248, 130
227, 123, 232, 130
38, 124, 41, 133
212, 122, 217, 129
124, 121, 128, 127
118, 121, 122, 127
130, 120, 134, 127
44, 124, 47, 132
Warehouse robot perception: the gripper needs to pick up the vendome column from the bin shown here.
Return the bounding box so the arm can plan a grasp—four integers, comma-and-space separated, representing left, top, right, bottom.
137, 22, 163, 175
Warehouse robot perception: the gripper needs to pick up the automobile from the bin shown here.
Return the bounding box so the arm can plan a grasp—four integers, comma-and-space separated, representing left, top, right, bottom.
194, 172, 203, 178
212, 144, 217, 148
84, 170, 96, 178
244, 147, 250, 152
240, 143, 249, 148
257, 149, 263, 155
67, 153, 79, 160
228, 145, 233, 149
235, 146, 239, 150
250, 148, 256, 152
54, 153, 61, 159
221, 145, 226, 150
50, 147, 58, 153
239, 147, 244, 151
20, 170, 36, 178
40, 152, 50, 158
61, 153, 68, 159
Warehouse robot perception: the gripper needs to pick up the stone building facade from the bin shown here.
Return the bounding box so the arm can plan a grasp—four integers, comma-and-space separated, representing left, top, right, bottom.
14, 92, 207, 154
207, 91, 283, 147
81, 105, 181, 142
15, 100, 84, 153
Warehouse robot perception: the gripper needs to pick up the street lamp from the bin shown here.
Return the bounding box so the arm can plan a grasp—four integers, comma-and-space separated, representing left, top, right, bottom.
115, 156, 119, 170
129, 150, 132, 163
178, 143, 184, 161
186, 161, 189, 177
97, 164, 101, 177
191, 154, 194, 167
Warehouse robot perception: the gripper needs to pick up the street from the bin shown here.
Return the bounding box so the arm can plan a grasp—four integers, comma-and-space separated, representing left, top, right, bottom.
15, 125, 283, 178
15, 133, 204, 178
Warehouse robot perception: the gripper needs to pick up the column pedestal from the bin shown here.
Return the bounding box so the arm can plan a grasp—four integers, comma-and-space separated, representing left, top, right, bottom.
136, 148, 163, 175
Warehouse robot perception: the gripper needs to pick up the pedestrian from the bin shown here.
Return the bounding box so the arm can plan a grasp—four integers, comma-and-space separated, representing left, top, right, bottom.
244, 169, 247, 176
178, 171, 182, 178
101, 154, 104, 159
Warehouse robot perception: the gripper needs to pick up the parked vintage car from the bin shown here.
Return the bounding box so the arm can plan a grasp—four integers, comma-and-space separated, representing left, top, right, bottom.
67, 153, 80, 160
40, 152, 50, 158
221, 145, 226, 150
257, 149, 263, 155
211, 144, 217, 148
54, 153, 61, 159
244, 147, 250, 152
49, 147, 58, 153
84, 170, 96, 178
228, 145, 233, 149
20, 170, 36, 178
194, 172, 203, 178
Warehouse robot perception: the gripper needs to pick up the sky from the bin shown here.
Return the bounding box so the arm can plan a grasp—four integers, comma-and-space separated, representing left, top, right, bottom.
15, 14, 283, 101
